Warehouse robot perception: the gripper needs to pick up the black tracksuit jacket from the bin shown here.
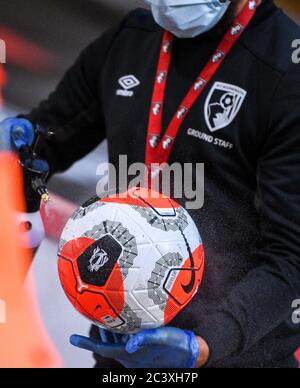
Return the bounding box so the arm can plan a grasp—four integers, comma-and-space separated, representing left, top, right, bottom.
22, 1, 300, 368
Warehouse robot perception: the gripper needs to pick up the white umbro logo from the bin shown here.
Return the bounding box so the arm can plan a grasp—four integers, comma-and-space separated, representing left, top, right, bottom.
116, 75, 140, 97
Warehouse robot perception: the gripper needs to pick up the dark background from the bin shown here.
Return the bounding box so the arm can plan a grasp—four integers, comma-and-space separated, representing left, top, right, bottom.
0, 0, 145, 109
0, 0, 299, 111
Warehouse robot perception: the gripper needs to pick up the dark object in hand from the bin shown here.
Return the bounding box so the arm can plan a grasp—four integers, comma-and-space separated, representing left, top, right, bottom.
13, 125, 53, 212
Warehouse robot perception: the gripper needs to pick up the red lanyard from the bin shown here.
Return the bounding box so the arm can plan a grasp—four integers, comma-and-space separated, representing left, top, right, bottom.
145, 0, 260, 174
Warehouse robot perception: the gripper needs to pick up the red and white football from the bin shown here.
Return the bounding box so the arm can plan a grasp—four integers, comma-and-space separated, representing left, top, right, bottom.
58, 187, 205, 334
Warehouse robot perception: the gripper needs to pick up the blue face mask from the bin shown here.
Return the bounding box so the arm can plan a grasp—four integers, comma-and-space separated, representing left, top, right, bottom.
144, 0, 231, 38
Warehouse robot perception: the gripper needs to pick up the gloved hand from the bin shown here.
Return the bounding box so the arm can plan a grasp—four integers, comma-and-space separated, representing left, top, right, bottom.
70, 327, 200, 368
0, 117, 35, 151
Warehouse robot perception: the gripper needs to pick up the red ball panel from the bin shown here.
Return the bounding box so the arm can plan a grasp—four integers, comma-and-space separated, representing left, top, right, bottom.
164, 244, 205, 325
58, 257, 78, 303
59, 237, 95, 262
100, 187, 181, 210
58, 237, 125, 326
75, 262, 125, 324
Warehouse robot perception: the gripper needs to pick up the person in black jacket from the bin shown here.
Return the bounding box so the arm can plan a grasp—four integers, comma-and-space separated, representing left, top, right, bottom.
1, 0, 300, 368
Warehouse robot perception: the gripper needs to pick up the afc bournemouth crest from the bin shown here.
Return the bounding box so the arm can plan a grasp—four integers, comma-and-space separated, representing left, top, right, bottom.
204, 82, 247, 132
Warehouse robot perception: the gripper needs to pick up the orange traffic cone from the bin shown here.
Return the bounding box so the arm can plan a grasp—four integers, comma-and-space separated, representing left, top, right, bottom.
0, 151, 62, 368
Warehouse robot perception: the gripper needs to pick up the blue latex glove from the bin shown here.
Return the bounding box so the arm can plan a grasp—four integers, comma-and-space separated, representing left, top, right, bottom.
70, 327, 200, 368
0, 117, 35, 151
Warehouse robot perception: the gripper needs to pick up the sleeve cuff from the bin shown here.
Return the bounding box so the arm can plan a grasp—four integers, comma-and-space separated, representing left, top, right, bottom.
194, 311, 244, 367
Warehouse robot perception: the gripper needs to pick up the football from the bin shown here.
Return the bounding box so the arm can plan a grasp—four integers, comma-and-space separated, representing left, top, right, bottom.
57, 187, 205, 334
